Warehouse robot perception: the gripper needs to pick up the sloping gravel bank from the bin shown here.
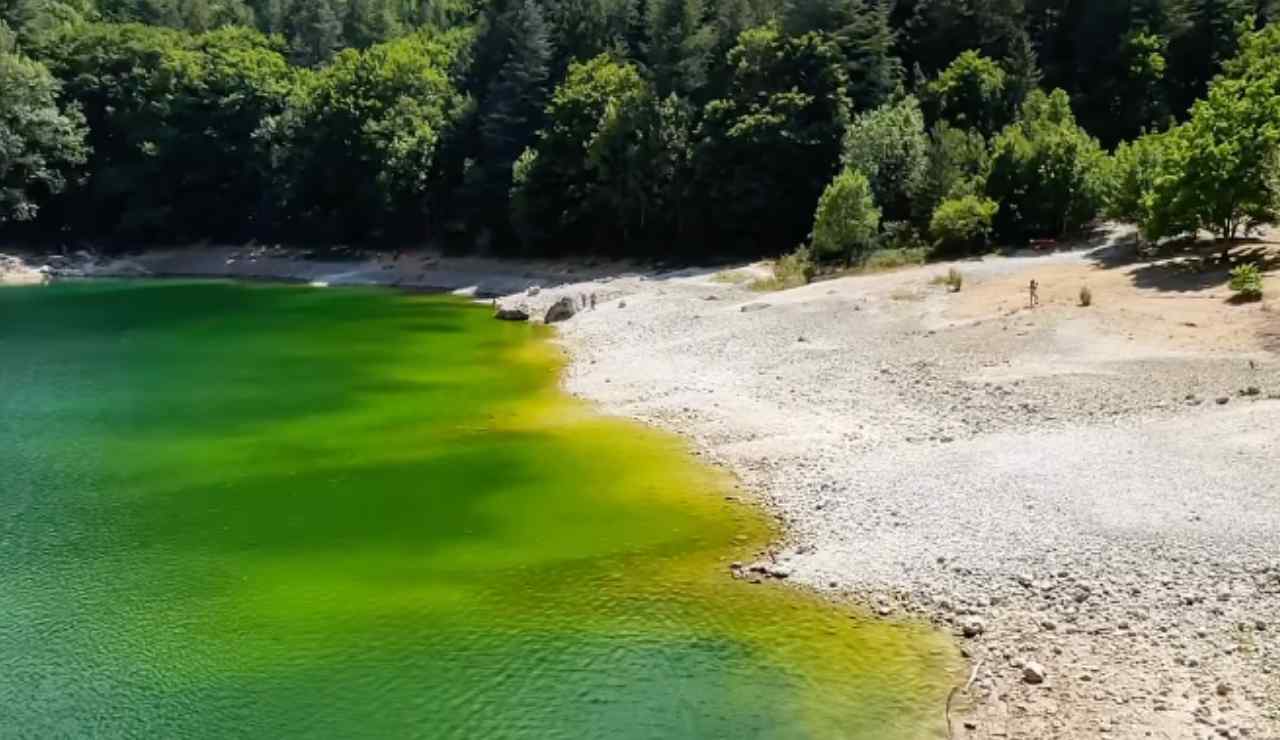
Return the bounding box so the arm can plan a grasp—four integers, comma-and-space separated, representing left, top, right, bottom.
513, 249, 1280, 739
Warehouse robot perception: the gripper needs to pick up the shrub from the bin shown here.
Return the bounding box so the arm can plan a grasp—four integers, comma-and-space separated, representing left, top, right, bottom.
749, 245, 815, 291
929, 195, 998, 254
913, 122, 989, 229
812, 169, 881, 264
1229, 264, 1264, 300
864, 247, 928, 272
877, 220, 928, 252
1079, 284, 1093, 306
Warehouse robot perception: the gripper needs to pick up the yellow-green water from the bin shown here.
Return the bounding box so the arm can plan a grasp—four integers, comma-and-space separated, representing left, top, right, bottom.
0, 280, 956, 738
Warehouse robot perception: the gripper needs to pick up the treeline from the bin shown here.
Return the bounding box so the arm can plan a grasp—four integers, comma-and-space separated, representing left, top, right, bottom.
2, 0, 1280, 258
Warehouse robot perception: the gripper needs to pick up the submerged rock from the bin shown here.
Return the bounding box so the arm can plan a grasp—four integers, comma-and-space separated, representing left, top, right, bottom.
545, 296, 577, 324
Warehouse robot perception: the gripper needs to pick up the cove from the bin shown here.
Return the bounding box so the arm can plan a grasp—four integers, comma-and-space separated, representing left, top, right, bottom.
0, 280, 957, 738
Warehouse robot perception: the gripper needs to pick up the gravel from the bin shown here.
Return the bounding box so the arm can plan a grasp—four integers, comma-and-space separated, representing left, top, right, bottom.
519, 250, 1280, 739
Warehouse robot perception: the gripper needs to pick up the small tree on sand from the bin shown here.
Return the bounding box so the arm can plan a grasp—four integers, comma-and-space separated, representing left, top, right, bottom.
812, 169, 881, 264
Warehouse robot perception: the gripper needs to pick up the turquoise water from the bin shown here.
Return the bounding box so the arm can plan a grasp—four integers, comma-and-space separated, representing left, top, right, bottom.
0, 280, 955, 738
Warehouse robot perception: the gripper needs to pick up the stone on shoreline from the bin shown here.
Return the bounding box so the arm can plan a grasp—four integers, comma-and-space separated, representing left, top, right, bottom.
494, 305, 530, 322
545, 296, 577, 324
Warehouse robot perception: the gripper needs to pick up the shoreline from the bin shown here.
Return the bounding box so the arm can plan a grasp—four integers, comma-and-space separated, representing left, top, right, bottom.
6, 242, 1279, 738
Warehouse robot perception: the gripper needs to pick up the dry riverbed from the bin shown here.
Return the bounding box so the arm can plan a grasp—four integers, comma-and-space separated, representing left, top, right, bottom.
6, 234, 1279, 738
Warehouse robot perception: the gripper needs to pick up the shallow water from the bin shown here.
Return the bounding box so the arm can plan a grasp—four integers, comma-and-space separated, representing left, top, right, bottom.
0, 281, 956, 738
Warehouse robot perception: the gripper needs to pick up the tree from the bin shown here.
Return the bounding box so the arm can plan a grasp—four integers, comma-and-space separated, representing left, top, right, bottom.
544, 0, 639, 75
1106, 130, 1180, 239
691, 24, 851, 252
1002, 28, 1040, 114
476, 0, 554, 192
840, 95, 927, 222
1122, 22, 1280, 244
29, 23, 293, 240
288, 0, 343, 66
811, 168, 879, 264
506, 54, 658, 252
894, 0, 1026, 76
2, 0, 95, 45
985, 88, 1110, 241
343, 0, 402, 49
0, 49, 86, 223
1166, 0, 1253, 115
642, 0, 716, 98
464, 0, 555, 244
913, 121, 989, 228
923, 51, 1009, 136
267, 29, 471, 241
785, 0, 900, 111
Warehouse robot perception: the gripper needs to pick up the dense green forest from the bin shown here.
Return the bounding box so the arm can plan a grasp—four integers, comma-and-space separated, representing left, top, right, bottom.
3, 0, 1280, 259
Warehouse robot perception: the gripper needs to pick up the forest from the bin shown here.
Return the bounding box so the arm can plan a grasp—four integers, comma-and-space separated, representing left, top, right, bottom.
3, 0, 1280, 261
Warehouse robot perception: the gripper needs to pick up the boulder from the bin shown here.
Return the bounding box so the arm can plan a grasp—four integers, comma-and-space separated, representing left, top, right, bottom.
1022, 661, 1047, 684
544, 296, 577, 324
494, 304, 530, 322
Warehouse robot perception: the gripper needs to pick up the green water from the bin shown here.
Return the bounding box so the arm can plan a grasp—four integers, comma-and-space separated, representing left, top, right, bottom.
0, 280, 955, 738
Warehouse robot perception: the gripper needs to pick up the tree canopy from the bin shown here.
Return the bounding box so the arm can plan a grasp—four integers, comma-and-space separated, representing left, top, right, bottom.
1, 0, 1277, 256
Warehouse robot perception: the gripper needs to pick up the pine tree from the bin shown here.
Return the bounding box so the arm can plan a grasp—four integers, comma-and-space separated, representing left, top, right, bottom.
343, 0, 400, 49
180, 0, 212, 31
1168, 0, 1253, 113
258, 0, 285, 34
833, 0, 901, 111
289, 0, 343, 67
1002, 28, 1040, 114
477, 0, 554, 207
643, 0, 715, 97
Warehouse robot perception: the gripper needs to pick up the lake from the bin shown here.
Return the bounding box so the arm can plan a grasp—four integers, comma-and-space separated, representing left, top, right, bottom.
0, 280, 955, 738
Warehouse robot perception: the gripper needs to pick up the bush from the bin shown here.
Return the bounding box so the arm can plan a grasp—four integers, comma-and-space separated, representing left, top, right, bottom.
812, 169, 881, 264
929, 195, 998, 254
1229, 264, 1264, 300
749, 245, 815, 291
876, 220, 927, 252
1079, 284, 1093, 307
863, 247, 928, 271
913, 122, 989, 229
